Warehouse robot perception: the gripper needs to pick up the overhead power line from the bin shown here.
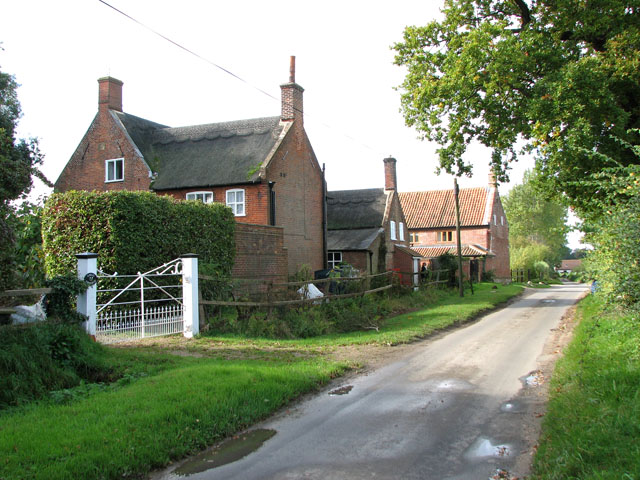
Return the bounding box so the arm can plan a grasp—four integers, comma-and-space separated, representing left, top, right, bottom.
97, 0, 381, 156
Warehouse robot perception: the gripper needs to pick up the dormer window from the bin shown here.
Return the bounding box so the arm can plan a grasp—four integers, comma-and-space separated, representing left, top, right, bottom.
105, 158, 124, 182
186, 191, 214, 204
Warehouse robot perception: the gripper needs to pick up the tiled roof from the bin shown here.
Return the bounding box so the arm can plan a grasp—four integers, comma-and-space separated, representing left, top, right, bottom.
560, 259, 582, 270
394, 244, 425, 258
411, 244, 494, 259
399, 187, 490, 229
327, 188, 388, 230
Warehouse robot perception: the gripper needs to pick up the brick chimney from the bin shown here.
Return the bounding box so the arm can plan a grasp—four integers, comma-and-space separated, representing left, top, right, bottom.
488, 169, 498, 188
98, 76, 123, 113
280, 56, 303, 127
384, 156, 397, 191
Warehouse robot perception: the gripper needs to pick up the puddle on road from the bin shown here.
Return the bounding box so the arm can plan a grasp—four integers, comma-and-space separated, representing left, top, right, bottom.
521, 370, 544, 387
500, 401, 518, 413
465, 437, 511, 459
328, 385, 353, 396
542, 299, 556, 303
172, 429, 276, 476
431, 378, 474, 392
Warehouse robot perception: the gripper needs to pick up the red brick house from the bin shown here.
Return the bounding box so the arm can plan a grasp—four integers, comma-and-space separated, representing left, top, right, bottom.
55, 58, 324, 276
398, 174, 510, 281
327, 157, 421, 282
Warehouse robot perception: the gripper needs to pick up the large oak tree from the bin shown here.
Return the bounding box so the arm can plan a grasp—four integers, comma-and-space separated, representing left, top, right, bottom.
394, 0, 640, 214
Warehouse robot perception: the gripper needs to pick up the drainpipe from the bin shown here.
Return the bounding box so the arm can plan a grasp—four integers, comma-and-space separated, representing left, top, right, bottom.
268, 181, 276, 226
322, 163, 328, 269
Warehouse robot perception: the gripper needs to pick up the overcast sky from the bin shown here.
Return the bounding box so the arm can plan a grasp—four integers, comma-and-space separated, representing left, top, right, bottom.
0, 0, 584, 246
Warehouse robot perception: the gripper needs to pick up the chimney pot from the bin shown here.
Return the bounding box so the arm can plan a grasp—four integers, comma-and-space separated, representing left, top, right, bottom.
289, 56, 296, 83
98, 76, 123, 113
384, 157, 397, 191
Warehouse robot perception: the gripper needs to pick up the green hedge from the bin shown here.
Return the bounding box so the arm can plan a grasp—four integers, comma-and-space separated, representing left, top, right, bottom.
42, 191, 235, 277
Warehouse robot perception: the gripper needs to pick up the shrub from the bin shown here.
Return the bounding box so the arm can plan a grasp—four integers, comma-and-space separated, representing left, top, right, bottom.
42, 191, 235, 277
0, 322, 110, 409
534, 260, 550, 280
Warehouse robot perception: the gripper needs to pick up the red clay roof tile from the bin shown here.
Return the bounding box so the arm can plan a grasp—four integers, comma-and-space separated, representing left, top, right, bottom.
399, 187, 489, 229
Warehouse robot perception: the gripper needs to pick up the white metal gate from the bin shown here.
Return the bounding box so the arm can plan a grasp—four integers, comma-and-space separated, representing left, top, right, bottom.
95, 258, 184, 344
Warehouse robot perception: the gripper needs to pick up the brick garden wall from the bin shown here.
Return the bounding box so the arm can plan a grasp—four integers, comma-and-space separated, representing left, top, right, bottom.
232, 223, 288, 283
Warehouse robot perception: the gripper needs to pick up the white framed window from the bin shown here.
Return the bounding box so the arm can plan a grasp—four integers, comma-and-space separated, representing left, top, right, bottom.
390, 220, 397, 240
501, 215, 504, 226
226, 189, 245, 216
105, 158, 124, 182
493, 214, 497, 225
328, 251, 342, 269
399, 222, 405, 241
186, 191, 214, 204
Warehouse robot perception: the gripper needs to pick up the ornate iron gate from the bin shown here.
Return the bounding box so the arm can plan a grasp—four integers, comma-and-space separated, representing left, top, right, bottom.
95, 258, 184, 343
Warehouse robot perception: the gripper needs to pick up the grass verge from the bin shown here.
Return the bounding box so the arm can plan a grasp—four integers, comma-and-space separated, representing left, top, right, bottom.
0, 354, 345, 480
190, 282, 523, 349
532, 295, 640, 479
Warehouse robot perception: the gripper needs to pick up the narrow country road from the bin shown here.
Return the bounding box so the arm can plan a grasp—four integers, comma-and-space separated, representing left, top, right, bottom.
153, 283, 588, 480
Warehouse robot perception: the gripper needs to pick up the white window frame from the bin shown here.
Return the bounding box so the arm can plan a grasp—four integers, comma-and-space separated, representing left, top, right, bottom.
186, 191, 214, 204
105, 158, 124, 183
390, 220, 397, 241
399, 222, 405, 241
226, 189, 246, 216
328, 251, 342, 269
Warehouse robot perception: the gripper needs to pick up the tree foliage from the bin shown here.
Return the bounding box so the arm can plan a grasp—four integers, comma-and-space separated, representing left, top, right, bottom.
502, 169, 568, 266
394, 0, 640, 213
579, 140, 640, 307
0, 63, 51, 290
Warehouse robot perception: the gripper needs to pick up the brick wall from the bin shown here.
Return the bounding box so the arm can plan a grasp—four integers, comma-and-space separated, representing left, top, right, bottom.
265, 126, 324, 275
393, 249, 417, 286
232, 223, 288, 283
55, 110, 152, 193
158, 183, 270, 225
485, 193, 510, 279
383, 192, 410, 271
341, 251, 369, 274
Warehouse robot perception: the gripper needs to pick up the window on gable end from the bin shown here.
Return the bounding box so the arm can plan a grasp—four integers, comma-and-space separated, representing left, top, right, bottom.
105, 158, 124, 182
390, 220, 397, 241
399, 222, 405, 241
226, 189, 246, 216
186, 191, 214, 204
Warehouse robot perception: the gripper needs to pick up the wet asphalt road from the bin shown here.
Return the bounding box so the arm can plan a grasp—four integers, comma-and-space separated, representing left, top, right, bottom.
153, 283, 588, 480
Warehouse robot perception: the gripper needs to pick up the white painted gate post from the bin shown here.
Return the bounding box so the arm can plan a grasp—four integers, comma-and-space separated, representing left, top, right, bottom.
181, 254, 199, 338
76, 252, 98, 338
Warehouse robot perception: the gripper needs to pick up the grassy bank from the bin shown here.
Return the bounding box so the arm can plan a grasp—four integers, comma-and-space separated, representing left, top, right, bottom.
0, 354, 345, 480
0, 282, 522, 480
532, 295, 640, 479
